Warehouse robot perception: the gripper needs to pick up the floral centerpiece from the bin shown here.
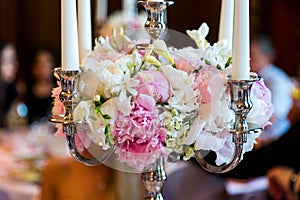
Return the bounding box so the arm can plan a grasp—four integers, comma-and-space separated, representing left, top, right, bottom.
52, 23, 273, 171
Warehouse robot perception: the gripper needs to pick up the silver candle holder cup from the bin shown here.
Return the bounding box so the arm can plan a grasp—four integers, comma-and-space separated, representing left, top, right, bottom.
138, 0, 174, 42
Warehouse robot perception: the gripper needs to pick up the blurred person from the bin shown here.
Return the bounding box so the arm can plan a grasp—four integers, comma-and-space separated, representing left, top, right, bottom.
250, 35, 293, 144
221, 95, 300, 179
210, 96, 300, 199
266, 91, 300, 200
25, 48, 55, 124
267, 166, 300, 200
0, 41, 26, 128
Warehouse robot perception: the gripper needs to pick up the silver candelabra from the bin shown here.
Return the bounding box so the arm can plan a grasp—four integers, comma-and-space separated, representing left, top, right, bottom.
49, 1, 262, 199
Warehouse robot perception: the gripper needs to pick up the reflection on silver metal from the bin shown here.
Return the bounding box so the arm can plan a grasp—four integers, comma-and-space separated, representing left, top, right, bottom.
142, 156, 166, 200
66, 134, 113, 166
195, 75, 262, 173
138, 1, 174, 42
48, 68, 102, 166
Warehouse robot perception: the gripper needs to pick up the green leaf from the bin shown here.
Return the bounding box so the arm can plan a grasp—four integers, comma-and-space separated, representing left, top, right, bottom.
94, 108, 101, 114
103, 114, 112, 120
105, 125, 110, 135
205, 59, 211, 65
100, 96, 106, 104
104, 125, 113, 146
225, 57, 232, 68
193, 66, 203, 74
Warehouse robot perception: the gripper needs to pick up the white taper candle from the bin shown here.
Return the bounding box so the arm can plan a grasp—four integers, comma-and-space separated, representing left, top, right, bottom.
123, 0, 136, 18
218, 0, 234, 50
232, 0, 250, 80
61, 0, 80, 71
95, 0, 108, 24
78, 0, 92, 64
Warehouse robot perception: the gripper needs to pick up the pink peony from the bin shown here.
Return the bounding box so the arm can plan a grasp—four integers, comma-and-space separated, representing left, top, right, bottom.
174, 56, 195, 74
194, 68, 221, 104
136, 93, 156, 111
136, 70, 170, 103
250, 79, 274, 128
172, 47, 203, 74
54, 124, 64, 138
51, 82, 65, 116
51, 82, 89, 150
112, 102, 167, 170
54, 124, 91, 152
51, 82, 65, 137
76, 126, 92, 152
252, 80, 273, 116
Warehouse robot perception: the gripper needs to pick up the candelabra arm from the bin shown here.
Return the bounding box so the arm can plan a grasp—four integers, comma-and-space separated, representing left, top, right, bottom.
49, 68, 105, 166
195, 143, 243, 174
66, 133, 112, 166
195, 75, 262, 173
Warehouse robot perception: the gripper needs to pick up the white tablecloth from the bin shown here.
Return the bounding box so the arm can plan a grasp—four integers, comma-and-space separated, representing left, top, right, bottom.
0, 123, 68, 200
0, 176, 40, 200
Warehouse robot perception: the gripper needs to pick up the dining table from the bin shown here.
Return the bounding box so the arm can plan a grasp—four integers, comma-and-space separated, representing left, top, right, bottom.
0, 122, 68, 200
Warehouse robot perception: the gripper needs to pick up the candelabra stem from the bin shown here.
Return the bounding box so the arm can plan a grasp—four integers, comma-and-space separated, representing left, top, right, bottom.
138, 1, 173, 42
142, 156, 166, 200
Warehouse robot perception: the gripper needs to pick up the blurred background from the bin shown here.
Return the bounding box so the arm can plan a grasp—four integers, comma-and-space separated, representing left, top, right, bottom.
0, 1, 300, 199
0, 0, 299, 80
